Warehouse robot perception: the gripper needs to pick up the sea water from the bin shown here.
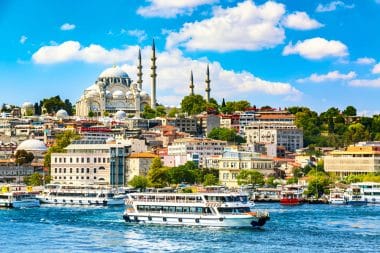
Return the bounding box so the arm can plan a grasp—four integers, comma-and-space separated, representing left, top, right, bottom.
0, 203, 379, 252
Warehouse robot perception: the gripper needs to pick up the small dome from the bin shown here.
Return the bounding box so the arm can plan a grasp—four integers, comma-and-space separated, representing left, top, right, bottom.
140, 91, 149, 99
56, 109, 69, 119
105, 90, 112, 98
99, 66, 129, 78
126, 91, 134, 98
114, 110, 126, 120
113, 90, 124, 99
17, 139, 47, 152
22, 102, 34, 108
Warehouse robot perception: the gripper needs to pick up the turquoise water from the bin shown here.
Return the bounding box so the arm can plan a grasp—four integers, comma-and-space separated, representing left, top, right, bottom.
0, 204, 379, 252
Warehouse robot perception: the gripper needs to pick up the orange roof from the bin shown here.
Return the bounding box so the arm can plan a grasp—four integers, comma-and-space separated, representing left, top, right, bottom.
128, 152, 159, 158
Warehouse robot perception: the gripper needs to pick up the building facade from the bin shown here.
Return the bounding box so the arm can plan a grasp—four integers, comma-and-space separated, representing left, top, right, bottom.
245, 122, 303, 152
324, 144, 380, 177
51, 139, 131, 186
126, 152, 158, 183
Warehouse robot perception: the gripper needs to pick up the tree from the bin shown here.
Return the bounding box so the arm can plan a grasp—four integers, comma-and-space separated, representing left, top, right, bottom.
34, 102, 41, 115
14, 150, 34, 165
142, 105, 156, 119
236, 170, 264, 186
129, 175, 149, 190
88, 111, 94, 117
167, 107, 181, 117
203, 174, 219, 186
343, 106, 357, 117
64, 99, 73, 115
155, 105, 167, 117
180, 95, 206, 115
41, 96, 66, 114
147, 157, 169, 187
207, 127, 245, 144
24, 173, 43, 186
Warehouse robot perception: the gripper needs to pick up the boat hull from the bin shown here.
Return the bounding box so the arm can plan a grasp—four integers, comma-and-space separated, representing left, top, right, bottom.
280, 198, 302, 205
123, 212, 269, 228
37, 196, 124, 206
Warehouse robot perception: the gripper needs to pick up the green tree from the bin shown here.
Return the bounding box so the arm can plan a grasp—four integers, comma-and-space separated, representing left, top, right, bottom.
167, 107, 181, 117
203, 174, 219, 186
24, 173, 43, 186
41, 96, 66, 114
147, 157, 170, 187
128, 175, 149, 190
180, 95, 207, 115
343, 106, 357, 117
142, 105, 156, 119
236, 170, 264, 186
155, 105, 167, 117
207, 127, 245, 144
14, 150, 34, 165
88, 111, 94, 117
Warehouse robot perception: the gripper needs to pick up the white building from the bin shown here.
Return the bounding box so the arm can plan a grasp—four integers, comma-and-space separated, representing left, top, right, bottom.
167, 138, 227, 167
126, 152, 158, 183
51, 139, 131, 186
245, 122, 303, 152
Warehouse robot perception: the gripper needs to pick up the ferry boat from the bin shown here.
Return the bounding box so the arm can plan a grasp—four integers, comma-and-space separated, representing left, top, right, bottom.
0, 191, 40, 208
352, 182, 380, 204
37, 184, 125, 206
328, 188, 346, 205
280, 186, 304, 205
344, 186, 367, 205
123, 192, 270, 228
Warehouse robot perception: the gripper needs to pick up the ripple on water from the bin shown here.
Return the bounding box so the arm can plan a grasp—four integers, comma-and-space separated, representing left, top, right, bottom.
0, 204, 379, 253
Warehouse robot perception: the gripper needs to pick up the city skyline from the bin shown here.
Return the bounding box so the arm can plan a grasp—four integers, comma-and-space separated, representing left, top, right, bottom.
1, 0, 380, 114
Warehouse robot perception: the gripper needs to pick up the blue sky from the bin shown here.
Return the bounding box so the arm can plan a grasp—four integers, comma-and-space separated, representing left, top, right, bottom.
1, 0, 380, 114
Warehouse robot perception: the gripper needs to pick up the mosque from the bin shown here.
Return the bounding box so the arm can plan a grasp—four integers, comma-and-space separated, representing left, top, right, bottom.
75, 40, 212, 118
75, 41, 158, 117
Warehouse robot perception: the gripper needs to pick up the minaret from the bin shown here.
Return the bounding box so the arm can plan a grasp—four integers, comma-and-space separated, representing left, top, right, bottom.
137, 48, 143, 90
189, 70, 194, 95
150, 39, 157, 109
205, 64, 211, 102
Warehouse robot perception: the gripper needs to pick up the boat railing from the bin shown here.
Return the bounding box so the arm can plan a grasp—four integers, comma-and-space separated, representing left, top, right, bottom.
136, 210, 215, 216
132, 198, 204, 204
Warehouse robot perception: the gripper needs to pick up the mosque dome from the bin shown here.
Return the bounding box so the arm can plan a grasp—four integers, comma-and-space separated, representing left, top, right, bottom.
114, 110, 126, 120
99, 66, 129, 78
105, 90, 112, 98
56, 109, 69, 119
140, 91, 149, 99
22, 102, 34, 108
17, 139, 47, 152
113, 90, 124, 99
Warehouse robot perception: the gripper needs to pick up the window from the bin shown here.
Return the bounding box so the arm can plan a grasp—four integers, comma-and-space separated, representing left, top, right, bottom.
70, 168, 72, 173
63, 168, 66, 173
87, 158, 90, 163
54, 168, 57, 173
86, 168, 89, 173
81, 168, 84, 173
76, 168, 79, 173
94, 168, 97, 174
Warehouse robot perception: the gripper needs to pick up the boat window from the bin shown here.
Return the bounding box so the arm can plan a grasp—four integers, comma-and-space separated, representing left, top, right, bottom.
175, 206, 183, 213
183, 207, 189, 213
169, 206, 176, 213
162, 206, 169, 212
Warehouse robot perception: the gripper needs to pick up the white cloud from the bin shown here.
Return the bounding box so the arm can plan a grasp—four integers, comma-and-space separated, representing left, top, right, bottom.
60, 23, 76, 31
297, 70, 356, 83
349, 78, 380, 88
32, 41, 138, 64
282, 37, 348, 60
19, 35, 27, 44
126, 29, 147, 42
137, 0, 217, 18
316, 1, 354, 12
372, 63, 380, 74
355, 57, 376, 65
120, 48, 301, 105
31, 41, 301, 105
282, 11, 323, 30
166, 0, 286, 52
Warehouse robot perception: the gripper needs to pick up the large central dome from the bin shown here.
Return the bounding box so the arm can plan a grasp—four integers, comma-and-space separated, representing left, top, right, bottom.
99, 66, 129, 78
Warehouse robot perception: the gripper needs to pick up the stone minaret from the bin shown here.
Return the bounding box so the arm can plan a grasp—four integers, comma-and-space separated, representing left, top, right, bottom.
150, 39, 157, 109
137, 48, 143, 90
205, 64, 211, 102
189, 70, 194, 95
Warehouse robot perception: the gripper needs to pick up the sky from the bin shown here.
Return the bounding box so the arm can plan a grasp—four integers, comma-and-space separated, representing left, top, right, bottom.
1, 0, 380, 115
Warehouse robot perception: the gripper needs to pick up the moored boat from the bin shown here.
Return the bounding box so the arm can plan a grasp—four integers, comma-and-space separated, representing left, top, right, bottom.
280, 185, 304, 205
37, 184, 125, 206
344, 186, 366, 205
328, 188, 346, 205
123, 192, 269, 228
0, 191, 40, 208
352, 182, 380, 204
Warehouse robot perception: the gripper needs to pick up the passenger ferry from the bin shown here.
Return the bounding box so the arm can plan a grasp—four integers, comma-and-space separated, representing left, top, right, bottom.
37, 184, 125, 206
344, 186, 367, 205
123, 192, 270, 228
352, 182, 380, 204
280, 185, 304, 205
0, 191, 40, 208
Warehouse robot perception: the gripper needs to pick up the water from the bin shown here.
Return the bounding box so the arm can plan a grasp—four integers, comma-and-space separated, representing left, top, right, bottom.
1, 204, 379, 253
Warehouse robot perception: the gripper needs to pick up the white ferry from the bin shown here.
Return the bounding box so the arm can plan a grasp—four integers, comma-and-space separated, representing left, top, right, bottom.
328, 188, 346, 205
0, 191, 40, 208
344, 186, 367, 205
123, 192, 270, 228
352, 182, 380, 204
37, 184, 125, 206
